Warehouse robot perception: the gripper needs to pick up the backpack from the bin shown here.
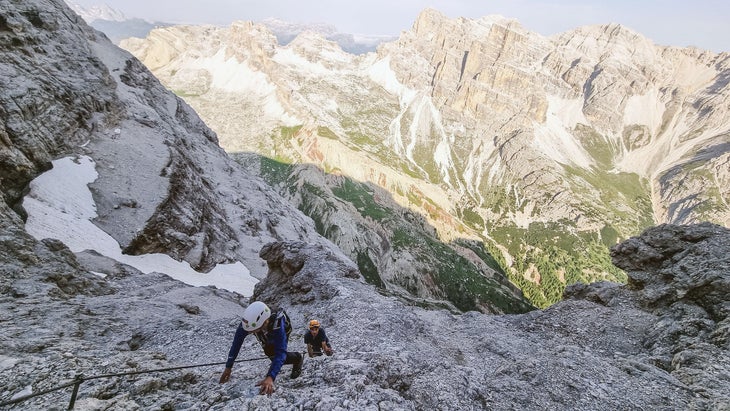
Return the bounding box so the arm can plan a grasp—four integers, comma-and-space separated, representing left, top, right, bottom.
268, 307, 292, 341
254, 307, 292, 356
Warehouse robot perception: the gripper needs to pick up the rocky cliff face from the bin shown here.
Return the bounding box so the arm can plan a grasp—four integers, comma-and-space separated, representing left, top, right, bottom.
0, 0, 330, 279
120, 8, 729, 307
3, 220, 729, 408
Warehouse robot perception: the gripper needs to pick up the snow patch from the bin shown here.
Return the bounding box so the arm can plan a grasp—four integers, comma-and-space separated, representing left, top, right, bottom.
546, 95, 588, 129
623, 88, 664, 133
429, 102, 455, 186
201, 48, 276, 94
23, 156, 258, 296
183, 48, 299, 125
367, 56, 416, 105
273, 48, 332, 75
434, 138, 454, 183
535, 98, 594, 167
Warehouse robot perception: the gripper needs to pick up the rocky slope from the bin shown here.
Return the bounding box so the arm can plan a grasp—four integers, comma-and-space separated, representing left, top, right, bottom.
2, 221, 729, 409
1, 1, 729, 409
0, 0, 334, 280
120, 8, 730, 308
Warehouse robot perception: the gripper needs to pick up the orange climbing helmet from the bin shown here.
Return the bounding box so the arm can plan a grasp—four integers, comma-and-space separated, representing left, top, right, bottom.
309, 319, 320, 329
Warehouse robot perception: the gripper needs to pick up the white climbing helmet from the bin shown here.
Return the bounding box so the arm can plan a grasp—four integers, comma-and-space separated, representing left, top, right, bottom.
242, 301, 271, 331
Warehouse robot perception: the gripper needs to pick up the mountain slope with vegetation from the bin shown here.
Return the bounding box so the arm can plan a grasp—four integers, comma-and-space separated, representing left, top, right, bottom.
122, 10, 729, 307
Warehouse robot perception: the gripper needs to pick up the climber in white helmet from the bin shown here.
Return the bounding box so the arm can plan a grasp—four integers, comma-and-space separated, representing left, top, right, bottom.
219, 301, 303, 395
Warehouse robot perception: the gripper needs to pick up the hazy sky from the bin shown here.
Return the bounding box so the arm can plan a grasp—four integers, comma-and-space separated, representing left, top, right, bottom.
72, 0, 729, 52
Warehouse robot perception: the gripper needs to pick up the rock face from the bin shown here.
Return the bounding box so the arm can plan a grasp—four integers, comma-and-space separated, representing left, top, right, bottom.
121, 7, 730, 307
2, 223, 728, 409
0, 0, 327, 279
610, 223, 730, 382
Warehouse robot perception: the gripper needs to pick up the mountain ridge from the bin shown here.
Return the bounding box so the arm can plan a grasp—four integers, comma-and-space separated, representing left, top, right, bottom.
64, 1, 394, 53
120, 7, 729, 307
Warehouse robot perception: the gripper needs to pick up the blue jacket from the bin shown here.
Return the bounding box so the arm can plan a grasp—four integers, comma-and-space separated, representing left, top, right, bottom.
225, 314, 288, 380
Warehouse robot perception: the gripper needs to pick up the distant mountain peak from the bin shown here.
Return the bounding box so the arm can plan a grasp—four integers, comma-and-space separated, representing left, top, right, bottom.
561, 22, 654, 47
258, 17, 395, 54
259, 17, 339, 37
64, 1, 127, 23
411, 7, 524, 40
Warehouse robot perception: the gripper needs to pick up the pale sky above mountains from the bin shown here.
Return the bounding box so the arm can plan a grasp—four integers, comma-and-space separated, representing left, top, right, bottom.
70, 0, 728, 52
